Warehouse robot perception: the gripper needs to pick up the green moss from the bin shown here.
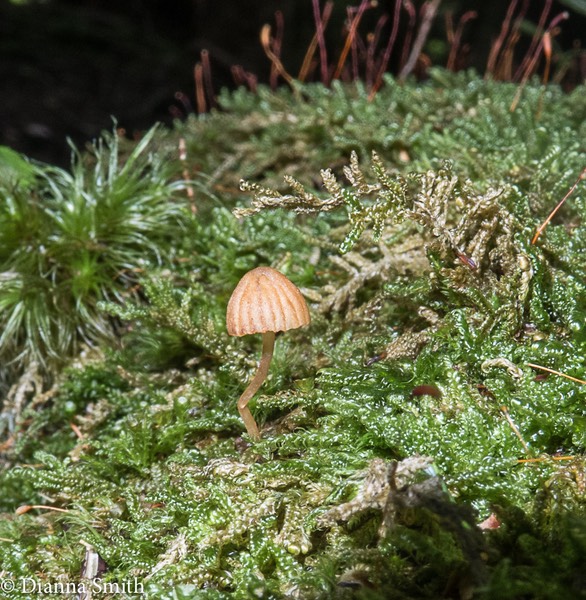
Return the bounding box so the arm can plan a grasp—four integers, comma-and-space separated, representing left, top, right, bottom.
1, 72, 585, 598
0, 126, 189, 393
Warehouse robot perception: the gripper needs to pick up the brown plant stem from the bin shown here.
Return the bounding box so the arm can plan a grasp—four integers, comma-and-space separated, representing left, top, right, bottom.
333, 0, 370, 80
298, 1, 333, 81
312, 0, 329, 84
500, 405, 530, 455
260, 24, 297, 94
531, 165, 586, 245
485, 0, 519, 77
526, 362, 586, 385
369, 0, 402, 99
398, 0, 442, 81
237, 331, 276, 440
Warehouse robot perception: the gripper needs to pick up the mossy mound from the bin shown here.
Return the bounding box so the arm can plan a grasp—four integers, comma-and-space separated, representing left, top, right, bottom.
1, 70, 585, 599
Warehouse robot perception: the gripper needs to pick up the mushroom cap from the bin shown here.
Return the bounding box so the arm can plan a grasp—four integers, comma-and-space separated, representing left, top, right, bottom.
226, 266, 310, 336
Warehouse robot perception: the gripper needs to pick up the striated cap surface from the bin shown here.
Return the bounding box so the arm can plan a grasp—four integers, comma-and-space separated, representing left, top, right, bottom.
226, 266, 310, 336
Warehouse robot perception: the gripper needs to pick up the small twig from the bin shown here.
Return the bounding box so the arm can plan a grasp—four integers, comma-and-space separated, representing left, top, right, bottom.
510, 11, 569, 111
334, 0, 370, 80
298, 1, 333, 81
16, 504, 70, 515
531, 166, 586, 245
398, 0, 443, 80
70, 422, 84, 440
260, 24, 296, 91
173, 91, 193, 115
446, 11, 477, 71
517, 455, 574, 463
366, 14, 389, 86
369, 0, 402, 99
493, 0, 530, 80
398, 1, 416, 73
193, 48, 215, 113
486, 0, 519, 76
513, 0, 552, 81
231, 65, 258, 92
269, 11, 285, 89
311, 0, 330, 84
194, 62, 206, 113
500, 405, 530, 454
526, 362, 586, 385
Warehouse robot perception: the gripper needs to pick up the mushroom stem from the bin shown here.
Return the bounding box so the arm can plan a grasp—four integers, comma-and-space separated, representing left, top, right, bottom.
237, 331, 276, 440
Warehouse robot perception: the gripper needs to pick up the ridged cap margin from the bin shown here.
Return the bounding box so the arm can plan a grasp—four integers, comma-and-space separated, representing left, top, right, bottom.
226, 266, 310, 336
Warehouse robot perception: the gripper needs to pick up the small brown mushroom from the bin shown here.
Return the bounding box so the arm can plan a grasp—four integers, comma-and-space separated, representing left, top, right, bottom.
226, 266, 310, 440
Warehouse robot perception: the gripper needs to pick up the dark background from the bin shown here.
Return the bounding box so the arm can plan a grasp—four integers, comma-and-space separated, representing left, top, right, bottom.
1, 0, 584, 166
